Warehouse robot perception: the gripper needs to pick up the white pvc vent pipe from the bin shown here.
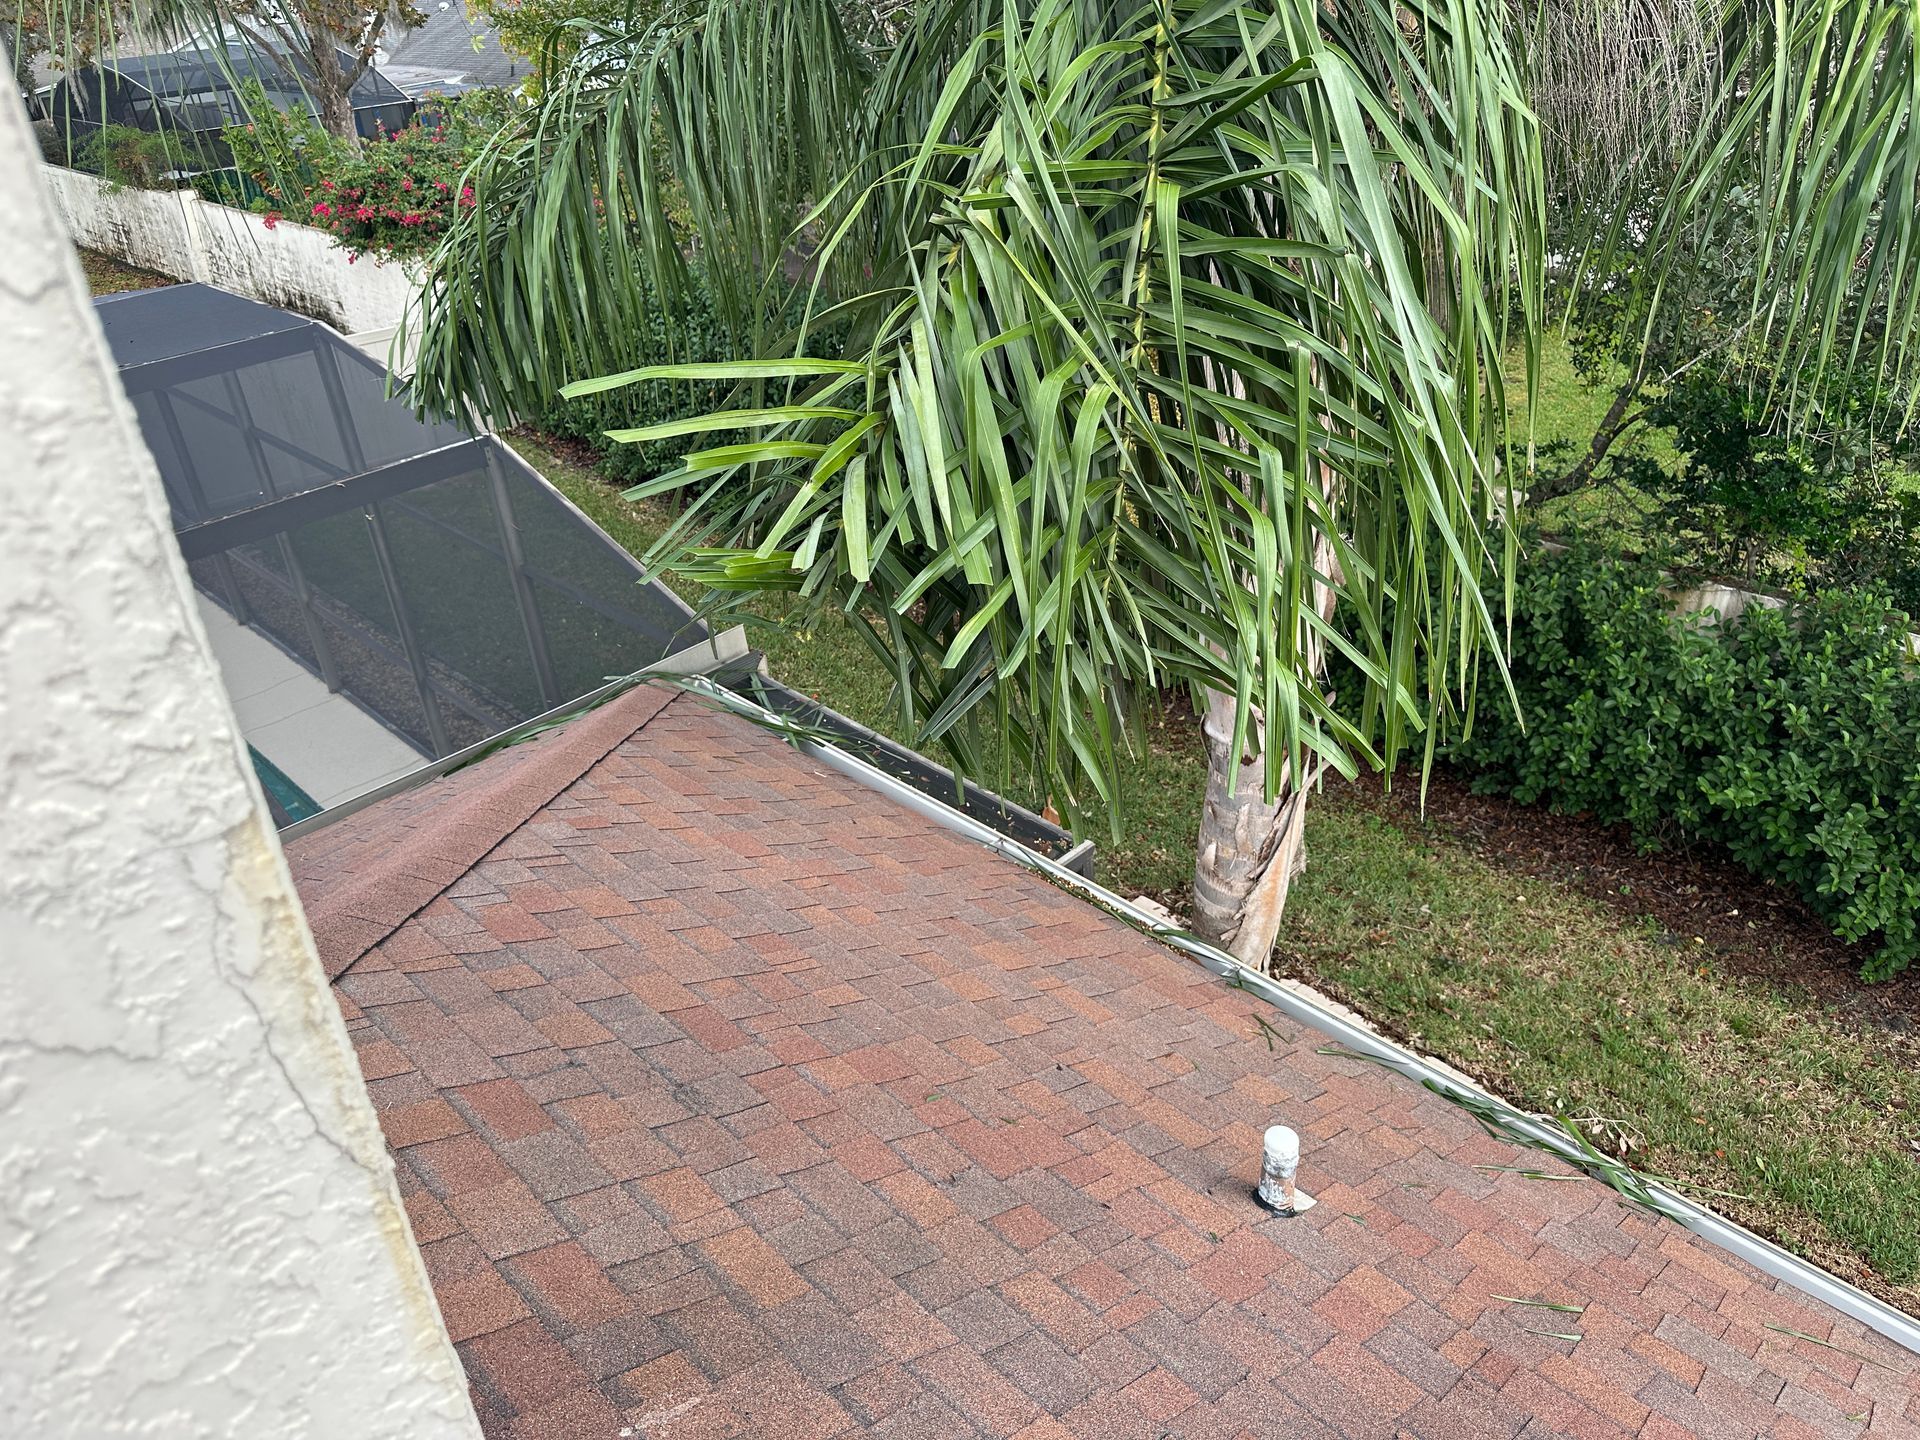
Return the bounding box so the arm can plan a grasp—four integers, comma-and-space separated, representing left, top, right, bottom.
1255, 1125, 1317, 1215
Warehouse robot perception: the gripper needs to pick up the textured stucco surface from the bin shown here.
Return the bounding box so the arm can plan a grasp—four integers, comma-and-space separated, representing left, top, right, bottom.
0, 88, 480, 1439
40, 164, 417, 335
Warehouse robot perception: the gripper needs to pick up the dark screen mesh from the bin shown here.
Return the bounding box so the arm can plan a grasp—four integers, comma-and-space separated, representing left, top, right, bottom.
505, 465, 705, 696
107, 289, 1077, 861
378, 472, 545, 723
119, 328, 468, 526
106, 285, 710, 799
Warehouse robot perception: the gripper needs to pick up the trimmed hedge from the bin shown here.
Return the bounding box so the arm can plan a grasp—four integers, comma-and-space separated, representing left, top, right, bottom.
534, 267, 739, 484
1457, 541, 1920, 979
534, 265, 833, 488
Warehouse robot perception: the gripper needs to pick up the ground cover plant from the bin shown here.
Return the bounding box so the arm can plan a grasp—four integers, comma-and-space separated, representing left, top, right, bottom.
75, 247, 175, 293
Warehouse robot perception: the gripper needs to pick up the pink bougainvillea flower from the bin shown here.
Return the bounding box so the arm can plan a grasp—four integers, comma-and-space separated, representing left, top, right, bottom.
312, 202, 333, 218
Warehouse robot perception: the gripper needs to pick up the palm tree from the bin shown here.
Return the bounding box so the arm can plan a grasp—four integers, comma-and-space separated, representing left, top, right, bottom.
403, 0, 1920, 967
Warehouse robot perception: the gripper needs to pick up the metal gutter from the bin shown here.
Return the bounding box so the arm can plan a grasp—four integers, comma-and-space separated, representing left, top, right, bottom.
677, 674, 1920, 1359
716, 660, 1094, 876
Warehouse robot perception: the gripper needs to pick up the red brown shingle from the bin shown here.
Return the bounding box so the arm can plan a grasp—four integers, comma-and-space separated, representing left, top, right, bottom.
288, 692, 1919, 1437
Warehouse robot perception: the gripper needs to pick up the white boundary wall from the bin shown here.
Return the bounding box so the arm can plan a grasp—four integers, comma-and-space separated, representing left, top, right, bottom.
3, 98, 480, 1440
41, 163, 418, 337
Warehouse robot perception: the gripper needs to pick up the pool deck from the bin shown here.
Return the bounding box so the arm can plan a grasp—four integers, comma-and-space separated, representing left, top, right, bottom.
196, 593, 426, 811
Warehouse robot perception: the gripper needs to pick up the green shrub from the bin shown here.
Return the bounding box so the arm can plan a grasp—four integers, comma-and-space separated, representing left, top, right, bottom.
533, 267, 738, 483
1457, 540, 1920, 978
533, 268, 835, 487
1617, 371, 1920, 615
77, 123, 204, 189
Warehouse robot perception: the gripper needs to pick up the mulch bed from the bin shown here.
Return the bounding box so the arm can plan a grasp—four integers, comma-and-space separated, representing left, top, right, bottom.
1329, 767, 1920, 1038
78, 248, 177, 294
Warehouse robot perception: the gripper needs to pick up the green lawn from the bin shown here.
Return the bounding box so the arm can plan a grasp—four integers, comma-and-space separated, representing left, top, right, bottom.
1287, 799, 1920, 1311
1502, 331, 1675, 542
515, 427, 1920, 1312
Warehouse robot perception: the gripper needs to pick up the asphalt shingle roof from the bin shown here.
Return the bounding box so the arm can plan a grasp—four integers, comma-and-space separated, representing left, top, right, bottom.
383, 6, 525, 93
287, 690, 1920, 1438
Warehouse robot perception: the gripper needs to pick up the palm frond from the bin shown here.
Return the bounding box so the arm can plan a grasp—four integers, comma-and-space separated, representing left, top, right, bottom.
607, 0, 1544, 830
1566, 0, 1920, 413
402, 0, 879, 424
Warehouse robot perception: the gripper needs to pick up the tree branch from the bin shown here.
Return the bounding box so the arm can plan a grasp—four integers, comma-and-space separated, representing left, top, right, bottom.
232, 9, 309, 70
342, 7, 386, 87
1533, 379, 1648, 502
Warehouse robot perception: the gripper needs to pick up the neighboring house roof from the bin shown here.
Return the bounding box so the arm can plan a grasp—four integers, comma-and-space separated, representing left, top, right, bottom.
102, 40, 412, 108
382, 5, 524, 96
287, 689, 1920, 1438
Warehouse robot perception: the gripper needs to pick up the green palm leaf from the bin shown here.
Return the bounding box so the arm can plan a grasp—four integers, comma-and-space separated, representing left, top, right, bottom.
597, 0, 1544, 839
399, 0, 1920, 953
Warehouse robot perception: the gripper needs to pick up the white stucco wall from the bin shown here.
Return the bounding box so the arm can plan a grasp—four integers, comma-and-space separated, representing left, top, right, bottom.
0, 90, 481, 1440
40, 164, 419, 337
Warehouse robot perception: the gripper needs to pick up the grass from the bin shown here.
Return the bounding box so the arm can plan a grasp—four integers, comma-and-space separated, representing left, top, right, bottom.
1286, 801, 1920, 1309
1502, 331, 1675, 542
514, 426, 1920, 1310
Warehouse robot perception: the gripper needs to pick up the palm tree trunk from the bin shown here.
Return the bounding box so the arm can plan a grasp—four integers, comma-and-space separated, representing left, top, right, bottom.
1191, 455, 1339, 968
1191, 687, 1313, 967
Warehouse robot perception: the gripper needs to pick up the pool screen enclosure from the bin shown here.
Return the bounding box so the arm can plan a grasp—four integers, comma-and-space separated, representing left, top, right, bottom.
50, 38, 416, 158
97, 282, 1087, 866
98, 283, 712, 783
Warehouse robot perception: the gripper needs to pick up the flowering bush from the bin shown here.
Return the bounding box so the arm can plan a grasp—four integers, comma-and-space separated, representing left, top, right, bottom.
225, 83, 515, 260
297, 127, 479, 257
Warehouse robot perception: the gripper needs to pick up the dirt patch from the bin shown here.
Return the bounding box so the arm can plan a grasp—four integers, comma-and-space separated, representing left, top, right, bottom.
1330, 767, 1920, 1038
511, 425, 602, 474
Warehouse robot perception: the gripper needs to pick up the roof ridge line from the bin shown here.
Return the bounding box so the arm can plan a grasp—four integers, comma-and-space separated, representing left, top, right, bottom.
304, 685, 682, 981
